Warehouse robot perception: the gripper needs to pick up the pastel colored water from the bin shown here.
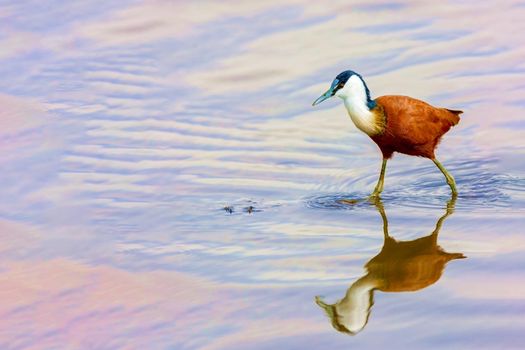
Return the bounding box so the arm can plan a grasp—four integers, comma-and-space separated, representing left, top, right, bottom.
1, 1, 525, 349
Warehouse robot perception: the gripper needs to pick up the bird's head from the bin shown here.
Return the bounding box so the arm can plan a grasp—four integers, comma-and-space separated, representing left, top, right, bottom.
312, 70, 375, 108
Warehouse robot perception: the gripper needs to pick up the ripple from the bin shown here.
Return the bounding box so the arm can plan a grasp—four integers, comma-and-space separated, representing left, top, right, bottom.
306, 159, 525, 211
305, 193, 377, 211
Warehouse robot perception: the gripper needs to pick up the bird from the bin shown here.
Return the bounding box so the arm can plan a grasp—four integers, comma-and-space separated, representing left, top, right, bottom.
312, 70, 462, 197
315, 195, 465, 335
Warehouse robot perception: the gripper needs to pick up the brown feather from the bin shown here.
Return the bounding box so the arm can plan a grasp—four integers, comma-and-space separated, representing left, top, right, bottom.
370, 95, 461, 159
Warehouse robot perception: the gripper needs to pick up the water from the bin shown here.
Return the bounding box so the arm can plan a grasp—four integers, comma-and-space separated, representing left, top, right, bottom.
1, 1, 525, 349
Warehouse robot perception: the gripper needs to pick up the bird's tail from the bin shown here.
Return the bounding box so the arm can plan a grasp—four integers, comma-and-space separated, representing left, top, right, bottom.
446, 109, 463, 115
445, 109, 462, 125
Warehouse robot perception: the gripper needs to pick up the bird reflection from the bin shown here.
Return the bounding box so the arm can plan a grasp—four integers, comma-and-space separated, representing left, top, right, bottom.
316, 196, 465, 335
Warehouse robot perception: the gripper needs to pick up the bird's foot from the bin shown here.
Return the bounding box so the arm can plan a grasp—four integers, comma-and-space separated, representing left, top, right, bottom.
338, 198, 361, 205
368, 192, 382, 203
337, 193, 382, 206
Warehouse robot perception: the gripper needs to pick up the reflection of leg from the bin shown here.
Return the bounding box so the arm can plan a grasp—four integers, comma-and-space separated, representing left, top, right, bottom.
431, 194, 457, 236
431, 194, 465, 260
432, 158, 457, 196
370, 158, 387, 198
372, 198, 389, 240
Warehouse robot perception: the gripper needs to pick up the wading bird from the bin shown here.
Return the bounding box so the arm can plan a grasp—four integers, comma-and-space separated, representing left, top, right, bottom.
315, 196, 464, 335
312, 70, 462, 197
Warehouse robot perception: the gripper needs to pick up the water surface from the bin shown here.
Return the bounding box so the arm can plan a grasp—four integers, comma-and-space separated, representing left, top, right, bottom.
1, 1, 525, 349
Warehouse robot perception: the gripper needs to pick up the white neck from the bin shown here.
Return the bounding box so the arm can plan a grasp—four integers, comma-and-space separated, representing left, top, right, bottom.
335, 75, 380, 136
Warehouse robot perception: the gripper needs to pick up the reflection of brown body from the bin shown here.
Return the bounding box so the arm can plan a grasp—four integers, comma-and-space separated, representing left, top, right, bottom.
316, 197, 465, 335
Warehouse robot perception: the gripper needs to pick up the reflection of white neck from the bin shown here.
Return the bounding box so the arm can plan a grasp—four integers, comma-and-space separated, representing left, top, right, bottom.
336, 75, 379, 136
334, 274, 379, 334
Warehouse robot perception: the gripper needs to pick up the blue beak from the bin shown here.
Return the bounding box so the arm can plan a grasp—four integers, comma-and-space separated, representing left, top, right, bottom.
312, 89, 333, 106
312, 79, 339, 106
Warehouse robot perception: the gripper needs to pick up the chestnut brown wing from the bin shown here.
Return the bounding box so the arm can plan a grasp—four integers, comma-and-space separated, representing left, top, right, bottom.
376, 95, 460, 146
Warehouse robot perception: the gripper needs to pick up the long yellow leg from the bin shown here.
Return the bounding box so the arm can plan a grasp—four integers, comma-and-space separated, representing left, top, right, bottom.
432, 158, 457, 196
370, 158, 387, 198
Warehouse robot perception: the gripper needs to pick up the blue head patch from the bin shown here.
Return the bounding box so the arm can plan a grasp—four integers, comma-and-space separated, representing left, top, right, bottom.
332, 70, 377, 109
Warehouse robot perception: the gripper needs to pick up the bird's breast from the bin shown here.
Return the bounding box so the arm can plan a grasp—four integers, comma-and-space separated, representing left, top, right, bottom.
344, 102, 386, 136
